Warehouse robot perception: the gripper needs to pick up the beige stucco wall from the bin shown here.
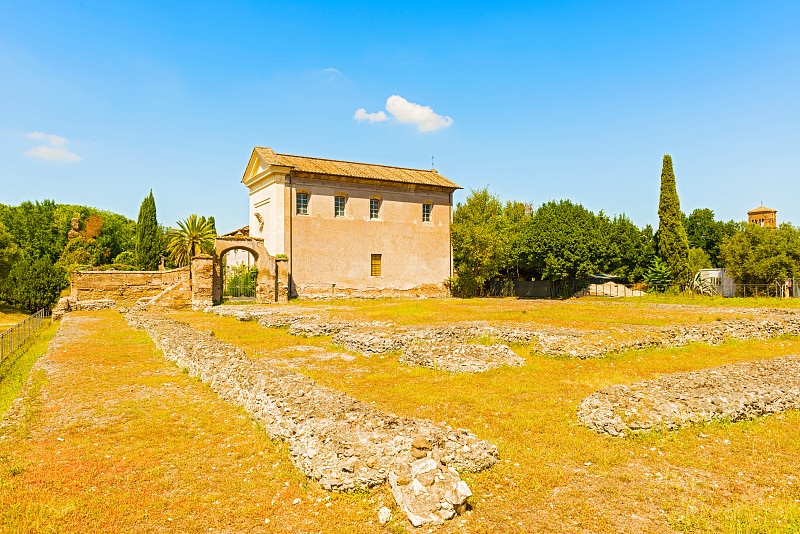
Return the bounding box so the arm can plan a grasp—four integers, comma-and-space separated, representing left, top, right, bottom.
286, 174, 452, 296
248, 169, 289, 255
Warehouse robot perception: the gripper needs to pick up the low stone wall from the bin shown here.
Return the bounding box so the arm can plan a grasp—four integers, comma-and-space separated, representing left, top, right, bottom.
293, 283, 449, 300
209, 305, 800, 361
124, 311, 498, 526
209, 306, 528, 373
52, 297, 116, 320
70, 267, 191, 306
577, 355, 800, 436
400, 343, 525, 373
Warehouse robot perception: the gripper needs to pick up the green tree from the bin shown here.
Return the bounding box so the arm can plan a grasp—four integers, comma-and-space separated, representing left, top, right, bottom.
524, 200, 603, 282
603, 215, 656, 283
501, 201, 530, 279
165, 214, 217, 267
656, 155, 690, 283
450, 188, 510, 296
0, 200, 63, 263
0, 221, 22, 280
643, 257, 672, 292
719, 223, 800, 284
197, 216, 218, 254
1, 257, 66, 312
114, 251, 136, 266
135, 191, 160, 270
55, 236, 107, 281
687, 247, 712, 278
684, 208, 737, 266
94, 212, 136, 260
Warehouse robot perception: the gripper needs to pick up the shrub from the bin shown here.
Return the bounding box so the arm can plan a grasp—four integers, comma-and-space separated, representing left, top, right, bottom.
1, 257, 67, 312
114, 250, 136, 266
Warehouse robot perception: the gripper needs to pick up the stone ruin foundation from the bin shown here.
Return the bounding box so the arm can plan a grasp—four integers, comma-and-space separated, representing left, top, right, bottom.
209, 304, 800, 364
208, 305, 528, 373
124, 310, 498, 527
577, 355, 800, 436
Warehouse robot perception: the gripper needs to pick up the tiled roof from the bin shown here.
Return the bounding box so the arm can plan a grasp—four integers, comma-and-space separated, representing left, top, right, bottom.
747, 206, 777, 214
220, 226, 249, 237
252, 147, 460, 189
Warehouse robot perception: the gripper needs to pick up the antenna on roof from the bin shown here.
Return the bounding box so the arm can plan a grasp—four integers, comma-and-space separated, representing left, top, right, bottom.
431, 155, 435, 169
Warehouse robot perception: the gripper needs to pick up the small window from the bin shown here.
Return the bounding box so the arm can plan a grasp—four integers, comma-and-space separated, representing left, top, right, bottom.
370, 254, 381, 276
296, 192, 308, 215
334, 195, 346, 217
370, 198, 380, 219
422, 203, 432, 223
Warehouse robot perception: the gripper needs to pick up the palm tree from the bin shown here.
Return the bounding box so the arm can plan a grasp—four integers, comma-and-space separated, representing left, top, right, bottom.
165, 215, 216, 267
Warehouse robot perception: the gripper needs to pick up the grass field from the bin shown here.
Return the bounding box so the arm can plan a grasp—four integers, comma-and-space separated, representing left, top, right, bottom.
1, 298, 799, 533
0, 304, 28, 329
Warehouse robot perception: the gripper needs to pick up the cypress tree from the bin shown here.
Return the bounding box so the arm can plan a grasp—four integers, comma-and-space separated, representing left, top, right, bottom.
135, 190, 160, 270
656, 155, 690, 283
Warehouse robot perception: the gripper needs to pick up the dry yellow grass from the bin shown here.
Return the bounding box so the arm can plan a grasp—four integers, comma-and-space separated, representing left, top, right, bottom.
0, 304, 28, 328
1, 298, 799, 533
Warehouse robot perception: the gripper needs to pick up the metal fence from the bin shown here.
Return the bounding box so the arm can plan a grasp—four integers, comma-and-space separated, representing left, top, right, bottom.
489, 278, 800, 300
0, 309, 49, 363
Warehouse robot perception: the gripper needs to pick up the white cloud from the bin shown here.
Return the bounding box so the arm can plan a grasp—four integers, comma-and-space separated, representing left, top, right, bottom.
25, 146, 81, 162
353, 95, 452, 132
24, 131, 81, 161
385, 95, 453, 132
354, 108, 389, 122
27, 131, 68, 146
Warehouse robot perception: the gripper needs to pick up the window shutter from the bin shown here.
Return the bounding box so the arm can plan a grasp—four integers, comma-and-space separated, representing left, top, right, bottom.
371, 254, 381, 276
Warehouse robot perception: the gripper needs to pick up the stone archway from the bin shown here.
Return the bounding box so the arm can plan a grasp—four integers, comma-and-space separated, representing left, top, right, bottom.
213, 236, 289, 303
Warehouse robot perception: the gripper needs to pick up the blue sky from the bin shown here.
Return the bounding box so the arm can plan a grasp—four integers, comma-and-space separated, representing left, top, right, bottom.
1, 1, 798, 233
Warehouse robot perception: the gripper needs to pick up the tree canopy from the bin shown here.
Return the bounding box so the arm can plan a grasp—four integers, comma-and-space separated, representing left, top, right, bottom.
719, 223, 800, 284
0, 221, 22, 280
1, 256, 66, 312
135, 191, 160, 270
683, 208, 737, 267
165, 214, 217, 267
525, 200, 603, 281
450, 188, 510, 296
450, 191, 657, 294
0, 200, 135, 264
656, 155, 690, 282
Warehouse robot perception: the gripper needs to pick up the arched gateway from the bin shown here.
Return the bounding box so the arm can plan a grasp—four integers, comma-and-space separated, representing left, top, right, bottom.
213, 236, 289, 303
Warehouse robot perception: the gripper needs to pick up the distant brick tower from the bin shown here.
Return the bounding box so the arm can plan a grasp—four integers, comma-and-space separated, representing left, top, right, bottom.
747, 206, 777, 228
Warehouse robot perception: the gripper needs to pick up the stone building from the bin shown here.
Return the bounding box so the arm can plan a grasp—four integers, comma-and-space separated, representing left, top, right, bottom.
241, 147, 461, 297
747, 206, 777, 228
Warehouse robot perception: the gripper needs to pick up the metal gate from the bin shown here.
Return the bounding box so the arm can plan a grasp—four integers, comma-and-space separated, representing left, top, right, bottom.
222, 251, 258, 300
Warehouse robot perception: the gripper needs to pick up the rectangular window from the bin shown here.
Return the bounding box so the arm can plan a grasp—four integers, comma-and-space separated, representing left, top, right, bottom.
370, 254, 381, 276
370, 198, 380, 219
422, 203, 432, 222
296, 192, 308, 215
334, 195, 345, 217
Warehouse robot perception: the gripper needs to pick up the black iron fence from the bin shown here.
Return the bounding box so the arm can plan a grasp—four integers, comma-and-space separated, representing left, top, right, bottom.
1, 309, 49, 363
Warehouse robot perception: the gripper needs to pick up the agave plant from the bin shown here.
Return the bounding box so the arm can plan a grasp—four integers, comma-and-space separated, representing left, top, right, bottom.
688, 271, 714, 296
165, 215, 217, 267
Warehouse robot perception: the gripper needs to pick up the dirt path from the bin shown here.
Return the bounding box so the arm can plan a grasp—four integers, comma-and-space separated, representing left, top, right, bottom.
0, 311, 393, 533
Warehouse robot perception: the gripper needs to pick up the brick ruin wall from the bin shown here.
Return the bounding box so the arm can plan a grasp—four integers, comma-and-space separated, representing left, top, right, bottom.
70, 267, 191, 306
